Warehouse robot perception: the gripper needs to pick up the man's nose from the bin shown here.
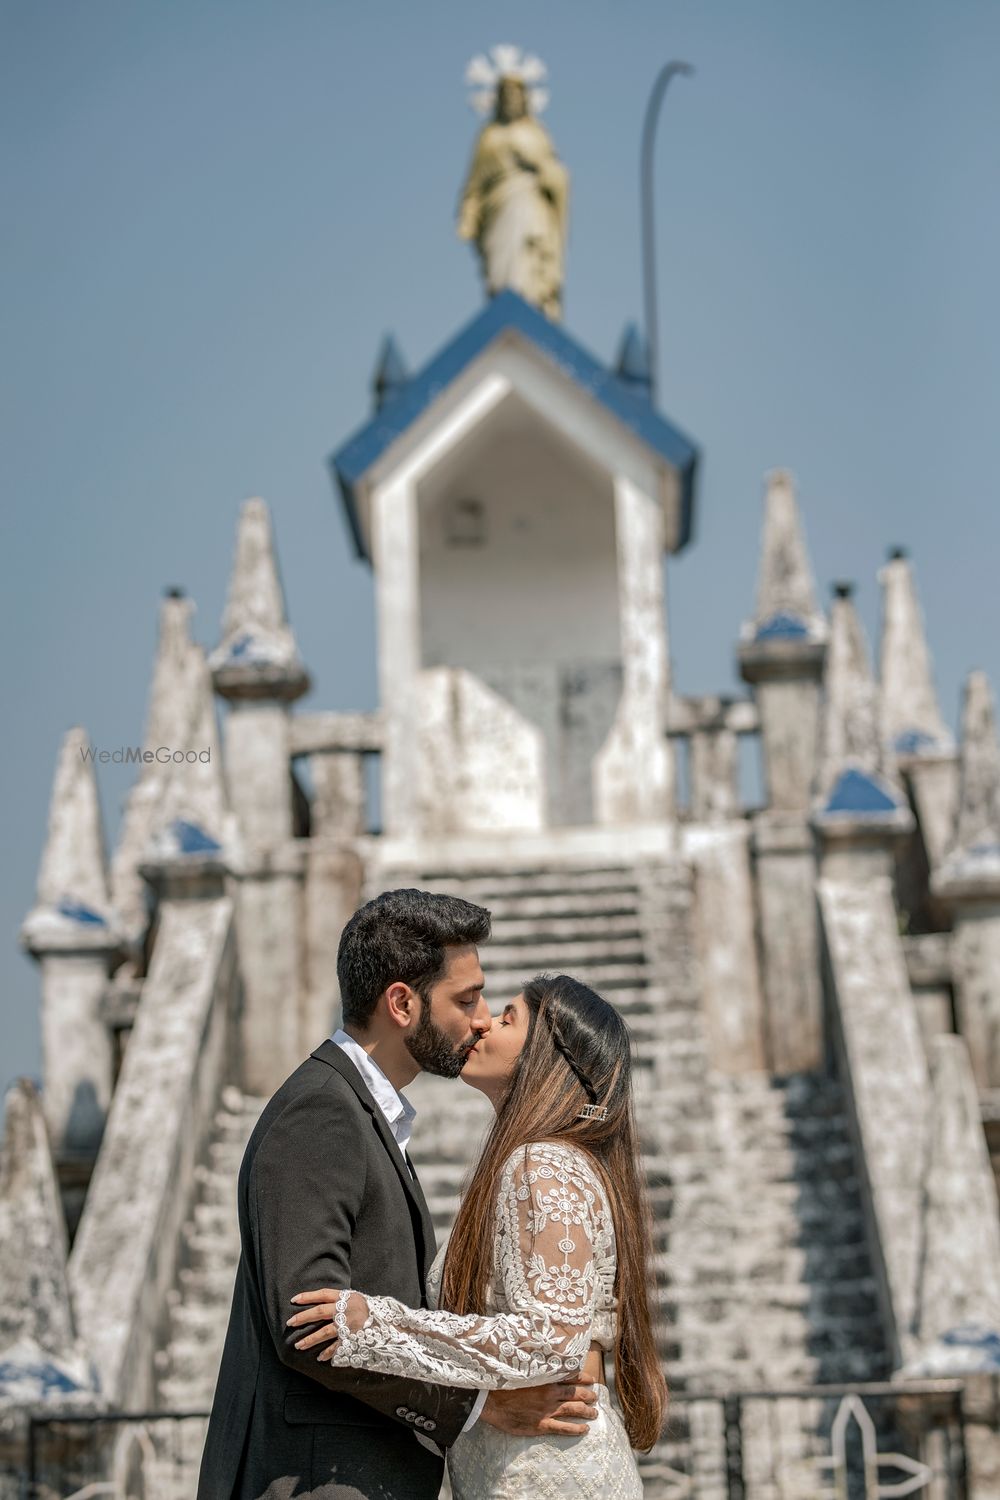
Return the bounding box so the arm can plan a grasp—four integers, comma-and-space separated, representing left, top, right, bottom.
473, 1002, 492, 1035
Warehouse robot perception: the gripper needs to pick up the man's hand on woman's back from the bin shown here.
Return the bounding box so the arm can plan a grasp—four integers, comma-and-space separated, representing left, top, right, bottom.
480, 1376, 599, 1437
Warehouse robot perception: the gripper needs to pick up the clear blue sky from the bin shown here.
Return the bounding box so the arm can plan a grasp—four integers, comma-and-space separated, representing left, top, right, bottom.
3, 0, 999, 1089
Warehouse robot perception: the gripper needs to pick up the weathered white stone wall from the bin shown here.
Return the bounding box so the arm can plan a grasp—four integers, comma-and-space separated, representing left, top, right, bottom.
308, 750, 367, 836
752, 813, 823, 1073
754, 678, 823, 812
416, 667, 547, 834
69, 898, 237, 1406
950, 904, 1000, 1089
683, 823, 766, 1072
223, 701, 294, 847
593, 476, 673, 825
688, 727, 739, 822
372, 474, 422, 837
302, 841, 364, 1046
300, 754, 367, 1042
905, 755, 960, 870
418, 393, 620, 668
234, 865, 306, 1093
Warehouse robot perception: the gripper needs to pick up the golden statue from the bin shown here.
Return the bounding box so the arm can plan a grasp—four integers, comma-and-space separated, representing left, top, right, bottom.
458, 46, 570, 321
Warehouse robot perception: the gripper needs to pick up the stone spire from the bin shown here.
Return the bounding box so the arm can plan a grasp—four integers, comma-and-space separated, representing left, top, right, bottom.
142, 642, 235, 881
0, 1081, 95, 1405
738, 471, 827, 814
21, 726, 118, 953
815, 583, 909, 824
208, 498, 309, 703
615, 323, 652, 400
940, 671, 1000, 886
372, 335, 409, 410
743, 470, 826, 645
879, 547, 952, 757
20, 730, 121, 1153
110, 588, 199, 945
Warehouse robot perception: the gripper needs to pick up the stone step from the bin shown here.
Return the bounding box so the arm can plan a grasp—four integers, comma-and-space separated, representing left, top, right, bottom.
207, 1140, 250, 1173
472, 891, 647, 921
191, 1201, 237, 1236
157, 1373, 218, 1410
664, 1344, 886, 1391
181, 1224, 240, 1269
420, 869, 641, 898
157, 1088, 265, 1410
178, 1263, 241, 1302
484, 937, 648, 968
659, 1276, 880, 1319
192, 1165, 240, 1210
486, 914, 643, 942
165, 1300, 232, 1342
662, 1240, 874, 1287
670, 1315, 888, 1360
663, 1213, 865, 1254
483, 963, 652, 991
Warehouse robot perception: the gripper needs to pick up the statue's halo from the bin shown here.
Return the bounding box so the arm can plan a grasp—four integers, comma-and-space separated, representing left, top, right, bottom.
465, 43, 549, 115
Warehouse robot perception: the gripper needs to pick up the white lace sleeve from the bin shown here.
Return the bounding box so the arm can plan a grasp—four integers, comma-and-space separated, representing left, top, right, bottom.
327, 1142, 607, 1388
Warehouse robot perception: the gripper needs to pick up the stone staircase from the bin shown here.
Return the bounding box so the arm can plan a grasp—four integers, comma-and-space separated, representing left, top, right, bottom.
408, 858, 892, 1496
155, 1086, 265, 1412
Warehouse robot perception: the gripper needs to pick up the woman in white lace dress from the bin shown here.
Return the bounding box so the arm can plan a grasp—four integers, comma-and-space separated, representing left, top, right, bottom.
288, 974, 666, 1498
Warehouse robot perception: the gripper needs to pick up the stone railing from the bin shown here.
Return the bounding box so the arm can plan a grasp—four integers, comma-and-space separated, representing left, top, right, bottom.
68, 897, 239, 1407
667, 694, 759, 821
290, 710, 383, 839
818, 877, 1000, 1358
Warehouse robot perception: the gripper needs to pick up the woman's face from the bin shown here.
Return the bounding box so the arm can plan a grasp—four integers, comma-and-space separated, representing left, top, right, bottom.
460, 992, 530, 1102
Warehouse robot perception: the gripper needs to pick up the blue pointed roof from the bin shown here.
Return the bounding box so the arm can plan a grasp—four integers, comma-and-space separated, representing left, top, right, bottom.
330, 291, 699, 561
823, 767, 903, 817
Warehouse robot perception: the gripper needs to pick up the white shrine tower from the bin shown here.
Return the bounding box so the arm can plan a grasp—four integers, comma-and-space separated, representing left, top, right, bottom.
331, 293, 697, 847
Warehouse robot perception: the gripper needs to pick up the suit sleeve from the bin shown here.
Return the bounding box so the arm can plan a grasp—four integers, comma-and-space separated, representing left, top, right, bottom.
249, 1081, 479, 1446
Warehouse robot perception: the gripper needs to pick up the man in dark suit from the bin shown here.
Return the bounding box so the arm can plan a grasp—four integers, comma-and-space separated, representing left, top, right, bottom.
198, 888, 599, 1500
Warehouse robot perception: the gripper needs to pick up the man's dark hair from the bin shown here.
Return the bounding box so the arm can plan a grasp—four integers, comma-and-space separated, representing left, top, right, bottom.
337, 888, 492, 1028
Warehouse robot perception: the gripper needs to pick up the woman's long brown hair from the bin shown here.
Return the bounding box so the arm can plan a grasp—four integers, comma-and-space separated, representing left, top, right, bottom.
440, 973, 666, 1451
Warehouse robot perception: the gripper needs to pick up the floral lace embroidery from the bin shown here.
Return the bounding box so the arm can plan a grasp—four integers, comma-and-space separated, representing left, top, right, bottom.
328, 1141, 616, 1389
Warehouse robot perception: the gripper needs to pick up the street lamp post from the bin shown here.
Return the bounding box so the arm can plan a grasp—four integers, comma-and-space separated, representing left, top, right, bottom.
641, 60, 694, 403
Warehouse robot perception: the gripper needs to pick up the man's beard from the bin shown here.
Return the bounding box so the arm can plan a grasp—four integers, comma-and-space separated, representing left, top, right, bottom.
404, 1000, 476, 1079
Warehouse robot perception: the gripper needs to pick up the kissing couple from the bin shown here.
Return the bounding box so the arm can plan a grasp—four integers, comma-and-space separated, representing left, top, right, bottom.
198, 887, 665, 1499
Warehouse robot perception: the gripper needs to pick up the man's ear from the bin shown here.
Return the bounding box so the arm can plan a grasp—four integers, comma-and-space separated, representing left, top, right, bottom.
384, 982, 417, 1029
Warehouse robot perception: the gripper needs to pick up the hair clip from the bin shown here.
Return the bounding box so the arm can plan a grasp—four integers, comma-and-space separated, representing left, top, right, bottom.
577, 1103, 608, 1122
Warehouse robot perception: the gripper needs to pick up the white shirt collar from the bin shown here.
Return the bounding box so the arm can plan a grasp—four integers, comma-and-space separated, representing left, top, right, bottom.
330, 1027, 417, 1159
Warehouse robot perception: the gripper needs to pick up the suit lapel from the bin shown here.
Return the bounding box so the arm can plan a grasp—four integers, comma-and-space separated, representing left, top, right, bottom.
311, 1041, 435, 1286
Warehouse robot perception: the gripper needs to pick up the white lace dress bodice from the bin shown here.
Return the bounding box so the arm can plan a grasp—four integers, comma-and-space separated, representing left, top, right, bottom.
327, 1140, 643, 1497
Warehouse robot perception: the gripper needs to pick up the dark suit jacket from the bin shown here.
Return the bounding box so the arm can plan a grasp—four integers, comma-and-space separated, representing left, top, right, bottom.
197, 1041, 479, 1500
